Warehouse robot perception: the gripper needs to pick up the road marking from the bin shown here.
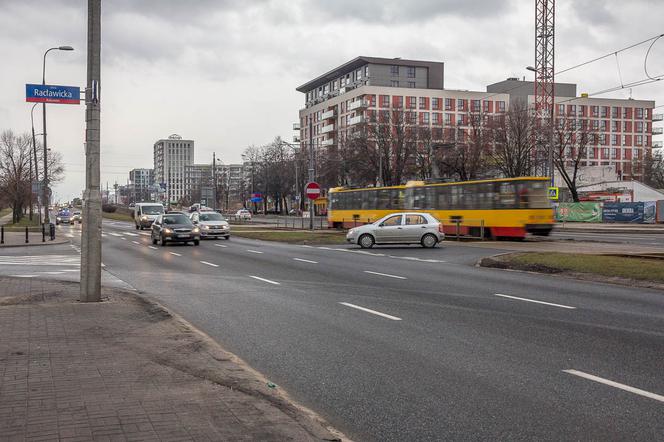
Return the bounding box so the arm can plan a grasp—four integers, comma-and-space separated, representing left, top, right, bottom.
293, 258, 318, 264
494, 293, 576, 310
10, 275, 36, 278
248, 275, 280, 285
139, 232, 151, 237
131, 240, 140, 245
101, 233, 107, 238
214, 244, 228, 248
109, 232, 123, 237
37, 271, 66, 275
126, 232, 139, 237
61, 269, 79, 272
363, 270, 407, 280
121, 237, 127, 241
301, 245, 314, 248
246, 249, 263, 254
64, 233, 74, 238
169, 252, 181, 256
563, 369, 664, 403
148, 246, 158, 250
339, 302, 402, 321
200, 260, 219, 267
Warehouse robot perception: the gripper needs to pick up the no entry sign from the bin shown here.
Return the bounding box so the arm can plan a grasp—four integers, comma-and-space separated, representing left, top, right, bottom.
305, 182, 321, 200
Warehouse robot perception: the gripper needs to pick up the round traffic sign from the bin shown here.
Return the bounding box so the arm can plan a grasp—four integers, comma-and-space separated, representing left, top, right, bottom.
305, 182, 321, 200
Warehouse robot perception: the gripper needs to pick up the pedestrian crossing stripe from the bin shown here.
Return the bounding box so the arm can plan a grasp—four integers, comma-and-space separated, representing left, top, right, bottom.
0, 255, 80, 266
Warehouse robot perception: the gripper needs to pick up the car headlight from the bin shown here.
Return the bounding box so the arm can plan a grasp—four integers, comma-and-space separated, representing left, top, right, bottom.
348, 229, 355, 235
192, 227, 200, 233
141, 216, 148, 220
202, 225, 210, 229
56, 217, 61, 221
163, 228, 172, 234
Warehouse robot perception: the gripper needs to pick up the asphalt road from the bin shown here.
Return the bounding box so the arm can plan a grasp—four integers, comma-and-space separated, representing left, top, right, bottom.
2, 220, 663, 441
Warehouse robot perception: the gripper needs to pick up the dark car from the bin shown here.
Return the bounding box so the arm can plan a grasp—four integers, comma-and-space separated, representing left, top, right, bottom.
151, 213, 201, 246
56, 210, 71, 225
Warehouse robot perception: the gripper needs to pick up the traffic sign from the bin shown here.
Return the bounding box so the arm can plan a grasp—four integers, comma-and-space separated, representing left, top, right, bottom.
548, 186, 559, 200
305, 182, 321, 200
26, 84, 80, 104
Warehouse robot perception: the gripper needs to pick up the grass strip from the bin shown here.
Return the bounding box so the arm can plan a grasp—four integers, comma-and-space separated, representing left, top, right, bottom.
102, 211, 134, 223
508, 252, 664, 283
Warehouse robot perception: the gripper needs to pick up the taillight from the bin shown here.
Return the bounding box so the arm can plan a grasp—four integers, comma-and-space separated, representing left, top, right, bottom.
438, 223, 444, 233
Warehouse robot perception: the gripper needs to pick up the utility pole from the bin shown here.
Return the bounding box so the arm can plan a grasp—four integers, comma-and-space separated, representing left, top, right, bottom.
80, 0, 102, 302
212, 152, 216, 210
308, 118, 314, 230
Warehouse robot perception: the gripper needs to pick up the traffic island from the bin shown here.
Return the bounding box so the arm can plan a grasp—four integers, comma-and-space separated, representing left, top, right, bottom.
480, 252, 664, 290
0, 277, 344, 441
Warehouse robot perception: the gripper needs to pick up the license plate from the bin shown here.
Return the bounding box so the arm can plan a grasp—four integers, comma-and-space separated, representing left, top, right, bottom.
177, 234, 190, 238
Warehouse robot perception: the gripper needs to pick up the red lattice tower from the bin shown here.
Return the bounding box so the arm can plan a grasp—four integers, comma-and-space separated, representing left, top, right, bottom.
534, 0, 555, 177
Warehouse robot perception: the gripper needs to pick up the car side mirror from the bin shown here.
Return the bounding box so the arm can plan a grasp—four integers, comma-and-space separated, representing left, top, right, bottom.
193, 220, 198, 225
378, 223, 384, 227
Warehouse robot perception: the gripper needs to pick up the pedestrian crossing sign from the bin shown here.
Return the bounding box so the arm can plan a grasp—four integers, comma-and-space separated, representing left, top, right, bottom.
548, 186, 559, 200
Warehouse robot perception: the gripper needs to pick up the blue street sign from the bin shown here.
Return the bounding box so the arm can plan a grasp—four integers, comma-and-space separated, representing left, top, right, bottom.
26, 84, 80, 104
251, 197, 262, 203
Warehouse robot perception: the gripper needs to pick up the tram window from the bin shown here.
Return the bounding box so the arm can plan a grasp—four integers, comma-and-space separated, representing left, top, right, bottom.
476, 183, 493, 209
376, 189, 391, 209
391, 189, 404, 209
411, 188, 425, 210
497, 182, 517, 208
525, 181, 550, 209
329, 194, 338, 209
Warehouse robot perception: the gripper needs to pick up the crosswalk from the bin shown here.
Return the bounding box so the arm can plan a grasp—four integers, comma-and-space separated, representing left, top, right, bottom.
0, 255, 80, 266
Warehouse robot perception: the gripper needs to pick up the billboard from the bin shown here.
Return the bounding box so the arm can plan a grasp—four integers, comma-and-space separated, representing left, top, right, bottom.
556, 202, 602, 222
602, 202, 645, 223
26, 84, 80, 104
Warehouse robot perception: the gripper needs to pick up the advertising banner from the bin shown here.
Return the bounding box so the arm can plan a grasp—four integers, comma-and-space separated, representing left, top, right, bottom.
602, 202, 644, 223
556, 202, 602, 222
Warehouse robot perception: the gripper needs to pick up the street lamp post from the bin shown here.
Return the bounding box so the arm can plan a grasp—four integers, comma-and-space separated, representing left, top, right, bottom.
30, 103, 41, 222
42, 45, 74, 225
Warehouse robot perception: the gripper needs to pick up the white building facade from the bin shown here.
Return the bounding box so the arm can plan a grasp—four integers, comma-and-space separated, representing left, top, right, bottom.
153, 134, 194, 204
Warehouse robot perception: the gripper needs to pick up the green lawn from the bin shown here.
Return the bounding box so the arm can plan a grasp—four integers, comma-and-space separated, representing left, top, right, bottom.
232, 229, 347, 244
2, 216, 41, 231
509, 252, 664, 283
0, 208, 11, 218
102, 211, 134, 223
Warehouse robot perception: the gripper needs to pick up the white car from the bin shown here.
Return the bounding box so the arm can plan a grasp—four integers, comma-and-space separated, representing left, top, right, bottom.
235, 209, 252, 220
190, 211, 231, 239
346, 212, 444, 248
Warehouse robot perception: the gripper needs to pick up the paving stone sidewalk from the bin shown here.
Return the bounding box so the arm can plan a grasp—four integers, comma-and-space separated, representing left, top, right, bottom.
0, 277, 343, 441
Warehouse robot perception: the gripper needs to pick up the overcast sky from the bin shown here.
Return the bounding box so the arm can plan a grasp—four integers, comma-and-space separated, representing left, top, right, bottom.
1, 0, 663, 201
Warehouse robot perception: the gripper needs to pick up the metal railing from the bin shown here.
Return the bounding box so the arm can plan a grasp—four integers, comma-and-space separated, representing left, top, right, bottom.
440, 219, 485, 241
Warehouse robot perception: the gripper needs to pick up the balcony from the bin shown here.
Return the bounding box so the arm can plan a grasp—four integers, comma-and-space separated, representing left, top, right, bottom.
653, 127, 663, 135
321, 109, 336, 120
653, 114, 663, 122
292, 135, 300, 143
321, 138, 335, 146
348, 115, 366, 126
654, 141, 663, 148
292, 122, 300, 131
349, 99, 368, 111
321, 123, 335, 134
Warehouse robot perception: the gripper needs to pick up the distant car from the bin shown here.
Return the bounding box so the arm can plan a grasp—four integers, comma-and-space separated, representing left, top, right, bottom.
134, 203, 164, 230
190, 211, 231, 240
151, 213, 201, 246
235, 209, 252, 220
71, 211, 82, 223
55, 210, 71, 225
346, 212, 444, 249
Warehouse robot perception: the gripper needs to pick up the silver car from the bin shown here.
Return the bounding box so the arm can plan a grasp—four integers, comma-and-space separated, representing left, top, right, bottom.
190, 211, 231, 239
346, 212, 444, 248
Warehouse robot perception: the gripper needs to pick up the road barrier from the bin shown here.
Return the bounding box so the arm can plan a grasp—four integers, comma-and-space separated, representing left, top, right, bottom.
274, 216, 327, 230
0, 223, 52, 245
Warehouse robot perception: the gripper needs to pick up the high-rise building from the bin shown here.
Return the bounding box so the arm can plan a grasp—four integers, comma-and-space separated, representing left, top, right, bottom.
153, 134, 194, 204
128, 168, 154, 203
296, 56, 660, 183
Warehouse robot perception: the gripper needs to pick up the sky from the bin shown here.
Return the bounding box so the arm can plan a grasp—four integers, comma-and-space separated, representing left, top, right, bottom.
1, 0, 663, 202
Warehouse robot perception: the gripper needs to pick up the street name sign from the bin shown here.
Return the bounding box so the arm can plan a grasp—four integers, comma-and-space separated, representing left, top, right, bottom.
26, 84, 80, 104
305, 182, 321, 200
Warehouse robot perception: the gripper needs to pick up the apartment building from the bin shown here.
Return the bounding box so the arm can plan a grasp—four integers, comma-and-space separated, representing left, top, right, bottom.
153, 134, 194, 204
297, 57, 660, 182
128, 168, 154, 203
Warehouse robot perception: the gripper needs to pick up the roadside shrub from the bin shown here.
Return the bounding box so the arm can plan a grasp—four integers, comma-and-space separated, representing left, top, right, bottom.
102, 204, 117, 213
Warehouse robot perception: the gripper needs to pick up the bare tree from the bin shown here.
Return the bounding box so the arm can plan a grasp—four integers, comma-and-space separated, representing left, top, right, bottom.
553, 118, 594, 202
643, 148, 664, 189
437, 112, 492, 181
491, 100, 535, 177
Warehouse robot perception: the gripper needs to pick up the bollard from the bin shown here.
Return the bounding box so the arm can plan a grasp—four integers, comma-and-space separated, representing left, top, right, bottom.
50, 223, 55, 241
1, 225, 3, 244
25, 226, 29, 243
42, 224, 46, 242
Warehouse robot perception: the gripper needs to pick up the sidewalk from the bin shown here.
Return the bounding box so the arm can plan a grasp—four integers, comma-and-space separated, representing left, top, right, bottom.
555, 222, 664, 234
0, 277, 343, 441
0, 231, 68, 247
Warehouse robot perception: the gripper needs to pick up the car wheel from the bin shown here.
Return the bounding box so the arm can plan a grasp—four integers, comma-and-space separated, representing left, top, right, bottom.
160, 235, 166, 246
421, 233, 438, 248
194, 240, 200, 246
135, 224, 139, 230
224, 235, 230, 240
358, 234, 375, 249
140, 225, 144, 230
152, 237, 157, 245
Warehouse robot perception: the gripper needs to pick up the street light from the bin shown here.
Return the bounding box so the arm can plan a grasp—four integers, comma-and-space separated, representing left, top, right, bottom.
42, 45, 74, 225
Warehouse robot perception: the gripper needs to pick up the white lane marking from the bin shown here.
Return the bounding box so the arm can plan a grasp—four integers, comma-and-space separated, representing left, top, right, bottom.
139, 232, 151, 237
248, 275, 280, 285
121, 237, 127, 241
563, 369, 664, 403
200, 261, 219, 267
10, 275, 36, 278
101, 233, 107, 238
494, 293, 576, 310
109, 232, 123, 237
339, 302, 402, 321
126, 232, 139, 237
65, 233, 74, 238
301, 245, 314, 248
169, 252, 181, 256
37, 271, 66, 275
148, 246, 158, 250
293, 258, 318, 264
214, 244, 228, 248
246, 249, 263, 254
131, 241, 140, 245
364, 270, 407, 280
61, 269, 79, 272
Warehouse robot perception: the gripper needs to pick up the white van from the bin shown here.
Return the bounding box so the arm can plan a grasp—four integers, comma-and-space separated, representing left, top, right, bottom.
134, 203, 164, 230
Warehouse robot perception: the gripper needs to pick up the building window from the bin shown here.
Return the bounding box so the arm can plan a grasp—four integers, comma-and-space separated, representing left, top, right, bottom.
600, 120, 608, 131
419, 97, 427, 109
497, 101, 506, 112
380, 95, 390, 108
364, 66, 369, 77
558, 104, 565, 115
622, 135, 629, 146
601, 106, 609, 118
432, 113, 440, 124
611, 121, 619, 132
636, 121, 644, 132
457, 99, 466, 111
602, 147, 609, 158
445, 113, 452, 125
591, 106, 599, 117
592, 120, 599, 130
633, 148, 640, 158
622, 107, 629, 119
408, 82, 416, 88
432, 98, 440, 110
445, 98, 453, 111
611, 148, 619, 159
635, 108, 644, 119
391, 65, 399, 76
422, 112, 430, 124
599, 134, 607, 145
407, 96, 416, 109
569, 105, 576, 115
391, 80, 399, 87
394, 96, 403, 108
611, 107, 619, 118
457, 114, 464, 125
623, 121, 629, 132
482, 100, 490, 112
611, 134, 619, 146
579, 105, 586, 116
471, 100, 481, 112
635, 135, 643, 146
407, 112, 417, 124
407, 66, 416, 78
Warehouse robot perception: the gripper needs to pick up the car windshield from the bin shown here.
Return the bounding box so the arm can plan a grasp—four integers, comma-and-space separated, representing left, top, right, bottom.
163, 214, 192, 225
142, 205, 164, 215
200, 213, 225, 221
